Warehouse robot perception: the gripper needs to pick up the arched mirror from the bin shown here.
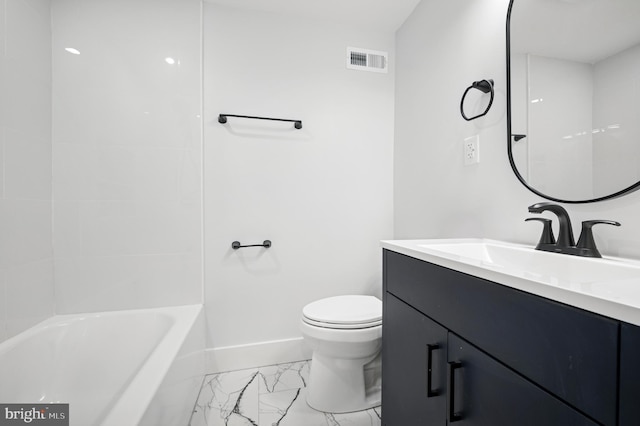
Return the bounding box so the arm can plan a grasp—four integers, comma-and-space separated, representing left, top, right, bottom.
507, 0, 640, 203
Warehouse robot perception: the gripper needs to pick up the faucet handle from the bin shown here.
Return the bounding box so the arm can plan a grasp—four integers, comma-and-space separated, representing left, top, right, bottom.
525, 217, 556, 248
576, 220, 621, 258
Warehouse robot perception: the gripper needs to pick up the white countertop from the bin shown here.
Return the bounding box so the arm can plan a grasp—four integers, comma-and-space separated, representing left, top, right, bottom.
382, 238, 640, 327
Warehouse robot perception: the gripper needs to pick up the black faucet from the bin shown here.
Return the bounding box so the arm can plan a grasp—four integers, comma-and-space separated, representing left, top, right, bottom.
526, 202, 620, 258
528, 202, 575, 248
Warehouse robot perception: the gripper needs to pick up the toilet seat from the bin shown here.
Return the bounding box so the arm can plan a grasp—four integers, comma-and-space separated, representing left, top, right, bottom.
300, 295, 383, 413
302, 317, 382, 329
302, 295, 382, 330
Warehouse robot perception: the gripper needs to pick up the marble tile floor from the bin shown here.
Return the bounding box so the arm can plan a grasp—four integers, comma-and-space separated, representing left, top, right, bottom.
189, 360, 381, 426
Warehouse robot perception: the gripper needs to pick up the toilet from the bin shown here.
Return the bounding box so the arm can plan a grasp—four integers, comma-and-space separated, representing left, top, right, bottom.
300, 295, 382, 413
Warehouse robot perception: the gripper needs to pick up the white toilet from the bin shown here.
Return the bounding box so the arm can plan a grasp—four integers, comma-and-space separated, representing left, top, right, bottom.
300, 295, 382, 413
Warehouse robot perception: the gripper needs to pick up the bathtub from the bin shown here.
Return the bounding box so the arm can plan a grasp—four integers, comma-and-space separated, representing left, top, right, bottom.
0, 304, 205, 426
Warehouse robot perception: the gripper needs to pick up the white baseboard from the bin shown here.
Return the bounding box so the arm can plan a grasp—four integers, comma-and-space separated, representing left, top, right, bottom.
205, 337, 312, 374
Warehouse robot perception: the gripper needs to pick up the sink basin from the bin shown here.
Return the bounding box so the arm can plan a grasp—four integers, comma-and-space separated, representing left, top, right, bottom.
417, 240, 640, 286
381, 238, 640, 325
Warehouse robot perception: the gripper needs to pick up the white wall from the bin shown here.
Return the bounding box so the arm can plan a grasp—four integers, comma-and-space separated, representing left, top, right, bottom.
51, 0, 202, 313
0, 0, 54, 343
395, 0, 640, 260
203, 4, 394, 356
395, 0, 526, 240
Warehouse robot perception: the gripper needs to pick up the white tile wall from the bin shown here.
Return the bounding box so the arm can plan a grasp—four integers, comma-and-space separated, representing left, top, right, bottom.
4, 128, 52, 200
0, 0, 54, 343
54, 254, 201, 313
0, 128, 5, 201
0, 0, 5, 342
0, 0, 203, 337
0, 200, 52, 266
54, 144, 188, 201
4, 0, 51, 143
51, 0, 202, 314
0, 268, 6, 342
0, 0, 5, 59
5, 259, 54, 337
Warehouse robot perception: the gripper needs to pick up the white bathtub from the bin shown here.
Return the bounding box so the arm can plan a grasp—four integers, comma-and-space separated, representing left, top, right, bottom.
0, 304, 205, 426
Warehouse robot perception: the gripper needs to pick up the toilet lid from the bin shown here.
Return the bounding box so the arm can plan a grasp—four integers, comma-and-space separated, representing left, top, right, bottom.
302, 295, 382, 329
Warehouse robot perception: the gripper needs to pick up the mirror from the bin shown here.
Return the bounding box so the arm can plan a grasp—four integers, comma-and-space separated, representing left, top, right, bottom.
507, 0, 640, 203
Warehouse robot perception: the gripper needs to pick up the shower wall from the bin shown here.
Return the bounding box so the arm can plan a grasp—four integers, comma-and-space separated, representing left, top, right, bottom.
0, 0, 54, 343
51, 0, 203, 313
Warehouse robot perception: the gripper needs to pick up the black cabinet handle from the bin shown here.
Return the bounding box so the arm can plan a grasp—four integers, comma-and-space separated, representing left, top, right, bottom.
448, 361, 463, 422
426, 344, 440, 397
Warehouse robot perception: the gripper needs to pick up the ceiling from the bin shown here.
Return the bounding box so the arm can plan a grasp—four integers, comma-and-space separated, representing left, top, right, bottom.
204, 0, 422, 33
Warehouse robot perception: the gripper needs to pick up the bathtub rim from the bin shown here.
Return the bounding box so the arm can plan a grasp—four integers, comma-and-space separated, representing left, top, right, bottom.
101, 304, 203, 426
0, 304, 203, 426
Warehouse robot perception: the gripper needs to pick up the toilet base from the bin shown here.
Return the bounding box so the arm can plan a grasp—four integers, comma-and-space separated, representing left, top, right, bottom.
306, 352, 381, 413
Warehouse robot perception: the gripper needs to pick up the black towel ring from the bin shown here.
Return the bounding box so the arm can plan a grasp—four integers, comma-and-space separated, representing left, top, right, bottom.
460, 79, 494, 121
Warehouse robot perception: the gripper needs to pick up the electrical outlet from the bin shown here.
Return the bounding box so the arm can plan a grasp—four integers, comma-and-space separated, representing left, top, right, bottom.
464, 135, 479, 165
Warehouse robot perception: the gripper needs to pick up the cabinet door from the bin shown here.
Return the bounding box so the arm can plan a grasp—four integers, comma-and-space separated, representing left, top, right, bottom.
620, 322, 640, 425
447, 333, 599, 426
382, 294, 447, 426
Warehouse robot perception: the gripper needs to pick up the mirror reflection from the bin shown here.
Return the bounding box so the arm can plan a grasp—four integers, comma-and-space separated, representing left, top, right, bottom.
508, 0, 640, 202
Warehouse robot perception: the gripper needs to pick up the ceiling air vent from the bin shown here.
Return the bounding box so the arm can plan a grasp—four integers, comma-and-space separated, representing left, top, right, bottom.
347, 47, 388, 74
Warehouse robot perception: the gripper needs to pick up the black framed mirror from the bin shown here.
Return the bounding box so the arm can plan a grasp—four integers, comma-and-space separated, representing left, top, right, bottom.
506, 0, 640, 203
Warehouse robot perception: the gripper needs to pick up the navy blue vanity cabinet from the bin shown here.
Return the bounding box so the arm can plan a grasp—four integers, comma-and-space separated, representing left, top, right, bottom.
382, 249, 618, 426
620, 322, 640, 425
382, 293, 448, 424
447, 333, 597, 425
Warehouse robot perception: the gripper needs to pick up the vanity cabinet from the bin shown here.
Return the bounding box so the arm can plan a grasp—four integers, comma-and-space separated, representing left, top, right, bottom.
382, 294, 598, 425
383, 294, 447, 424
447, 333, 599, 425
382, 249, 620, 426
620, 323, 640, 425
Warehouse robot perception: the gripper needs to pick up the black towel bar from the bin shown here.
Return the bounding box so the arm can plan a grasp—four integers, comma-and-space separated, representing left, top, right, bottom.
232, 240, 272, 250
219, 114, 302, 129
